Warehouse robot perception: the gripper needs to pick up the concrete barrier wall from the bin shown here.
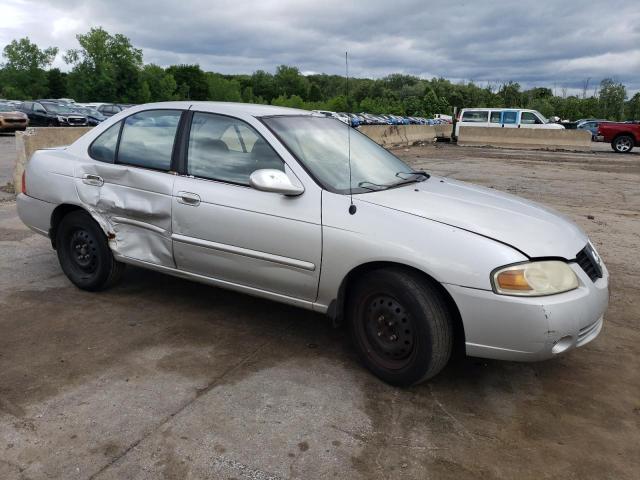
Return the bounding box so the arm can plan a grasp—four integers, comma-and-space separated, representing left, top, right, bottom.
358, 124, 451, 146
457, 126, 592, 151
14, 127, 92, 193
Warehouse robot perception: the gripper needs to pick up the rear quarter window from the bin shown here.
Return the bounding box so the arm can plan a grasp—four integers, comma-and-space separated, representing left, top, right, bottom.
88, 121, 122, 163
462, 111, 488, 122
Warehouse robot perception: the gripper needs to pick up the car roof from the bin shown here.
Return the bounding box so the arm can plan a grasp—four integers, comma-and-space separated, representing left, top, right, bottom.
125, 101, 314, 118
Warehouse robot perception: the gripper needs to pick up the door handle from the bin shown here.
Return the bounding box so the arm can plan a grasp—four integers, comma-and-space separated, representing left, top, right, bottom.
82, 174, 104, 186
177, 191, 201, 206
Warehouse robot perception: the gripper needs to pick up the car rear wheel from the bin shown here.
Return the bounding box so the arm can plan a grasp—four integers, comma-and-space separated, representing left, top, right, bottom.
56, 210, 124, 291
347, 268, 453, 386
612, 135, 634, 153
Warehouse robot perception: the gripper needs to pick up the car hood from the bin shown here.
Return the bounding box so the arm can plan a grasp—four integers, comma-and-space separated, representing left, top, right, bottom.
0, 111, 27, 119
359, 176, 588, 259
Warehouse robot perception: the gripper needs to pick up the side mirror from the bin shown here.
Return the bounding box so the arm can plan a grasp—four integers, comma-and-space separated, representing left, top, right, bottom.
249, 169, 304, 196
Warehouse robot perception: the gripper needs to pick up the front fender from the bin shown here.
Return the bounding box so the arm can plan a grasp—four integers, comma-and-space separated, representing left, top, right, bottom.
316, 191, 526, 310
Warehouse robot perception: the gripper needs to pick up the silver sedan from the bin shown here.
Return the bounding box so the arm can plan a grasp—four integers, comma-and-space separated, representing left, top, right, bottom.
17, 102, 609, 385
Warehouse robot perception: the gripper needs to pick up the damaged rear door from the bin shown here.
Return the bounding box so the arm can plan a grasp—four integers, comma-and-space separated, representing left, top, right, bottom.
74, 109, 185, 267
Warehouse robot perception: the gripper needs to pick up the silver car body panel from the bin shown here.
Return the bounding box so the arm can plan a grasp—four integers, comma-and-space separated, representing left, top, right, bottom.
358, 176, 588, 259
171, 170, 322, 302
74, 160, 176, 267
17, 101, 609, 362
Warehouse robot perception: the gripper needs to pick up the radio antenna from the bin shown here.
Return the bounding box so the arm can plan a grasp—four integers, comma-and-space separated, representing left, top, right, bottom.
346, 51, 356, 215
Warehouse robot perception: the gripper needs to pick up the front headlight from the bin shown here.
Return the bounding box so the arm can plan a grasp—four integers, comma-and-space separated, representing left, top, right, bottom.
492, 261, 578, 296
57, 115, 68, 123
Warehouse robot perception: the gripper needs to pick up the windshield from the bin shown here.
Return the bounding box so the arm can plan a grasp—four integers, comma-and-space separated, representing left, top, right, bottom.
0, 104, 13, 112
532, 110, 548, 124
263, 116, 421, 194
42, 103, 73, 114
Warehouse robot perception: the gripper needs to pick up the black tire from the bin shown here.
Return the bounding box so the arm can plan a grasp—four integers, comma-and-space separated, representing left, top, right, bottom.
611, 135, 634, 153
55, 210, 125, 291
347, 268, 453, 386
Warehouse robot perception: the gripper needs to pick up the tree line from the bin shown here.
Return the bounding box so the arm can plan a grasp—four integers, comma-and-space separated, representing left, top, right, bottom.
1, 28, 639, 121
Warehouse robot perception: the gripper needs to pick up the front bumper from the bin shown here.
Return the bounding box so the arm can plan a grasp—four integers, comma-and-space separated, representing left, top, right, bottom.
0, 120, 28, 131
445, 262, 609, 361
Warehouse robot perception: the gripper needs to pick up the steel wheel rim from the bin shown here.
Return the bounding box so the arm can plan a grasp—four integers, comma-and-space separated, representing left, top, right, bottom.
360, 294, 416, 369
69, 228, 98, 274
617, 137, 631, 152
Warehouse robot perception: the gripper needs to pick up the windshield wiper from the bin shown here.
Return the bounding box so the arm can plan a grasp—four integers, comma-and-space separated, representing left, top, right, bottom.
357, 181, 386, 191
388, 170, 430, 188
395, 170, 430, 181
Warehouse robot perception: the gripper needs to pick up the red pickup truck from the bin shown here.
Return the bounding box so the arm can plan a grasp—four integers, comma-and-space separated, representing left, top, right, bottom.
597, 122, 640, 153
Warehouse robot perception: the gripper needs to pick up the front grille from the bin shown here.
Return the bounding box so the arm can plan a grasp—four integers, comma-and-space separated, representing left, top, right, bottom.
576, 245, 602, 282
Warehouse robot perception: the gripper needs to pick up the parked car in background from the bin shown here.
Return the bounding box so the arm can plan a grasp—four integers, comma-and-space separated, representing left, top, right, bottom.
0, 103, 29, 132
455, 108, 564, 136
17, 101, 608, 386
597, 122, 640, 153
97, 104, 124, 117
18, 101, 88, 127
71, 106, 107, 126
346, 113, 360, 127
576, 120, 607, 140
311, 110, 335, 118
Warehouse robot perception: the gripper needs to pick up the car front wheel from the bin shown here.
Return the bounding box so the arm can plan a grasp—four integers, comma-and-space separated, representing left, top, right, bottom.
612, 135, 634, 153
56, 210, 125, 291
347, 268, 453, 386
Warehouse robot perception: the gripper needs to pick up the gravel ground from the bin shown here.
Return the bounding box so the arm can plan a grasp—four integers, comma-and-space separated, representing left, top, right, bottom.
0, 137, 639, 479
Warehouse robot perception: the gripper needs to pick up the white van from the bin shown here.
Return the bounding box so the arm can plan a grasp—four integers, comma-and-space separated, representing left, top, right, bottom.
455, 108, 564, 136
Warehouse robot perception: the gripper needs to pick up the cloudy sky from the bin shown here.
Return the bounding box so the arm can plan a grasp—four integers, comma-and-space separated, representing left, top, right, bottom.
1, 0, 639, 93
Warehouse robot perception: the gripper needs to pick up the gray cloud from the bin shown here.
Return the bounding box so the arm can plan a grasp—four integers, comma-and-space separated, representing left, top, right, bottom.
1, 0, 639, 93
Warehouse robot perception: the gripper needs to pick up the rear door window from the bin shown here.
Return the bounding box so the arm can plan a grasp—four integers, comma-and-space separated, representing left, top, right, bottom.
462, 111, 488, 122
117, 110, 182, 171
502, 111, 518, 124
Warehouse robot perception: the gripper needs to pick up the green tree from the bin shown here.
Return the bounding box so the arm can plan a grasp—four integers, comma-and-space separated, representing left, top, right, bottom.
46, 68, 68, 98
271, 94, 305, 109
242, 86, 254, 103
308, 83, 323, 102
64, 28, 143, 102
0, 37, 58, 98
166, 64, 209, 100
423, 89, 440, 116
206, 73, 242, 101
251, 70, 276, 101
498, 82, 521, 108
625, 92, 640, 121
598, 78, 626, 120
274, 65, 308, 98
140, 64, 177, 102
327, 95, 349, 112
